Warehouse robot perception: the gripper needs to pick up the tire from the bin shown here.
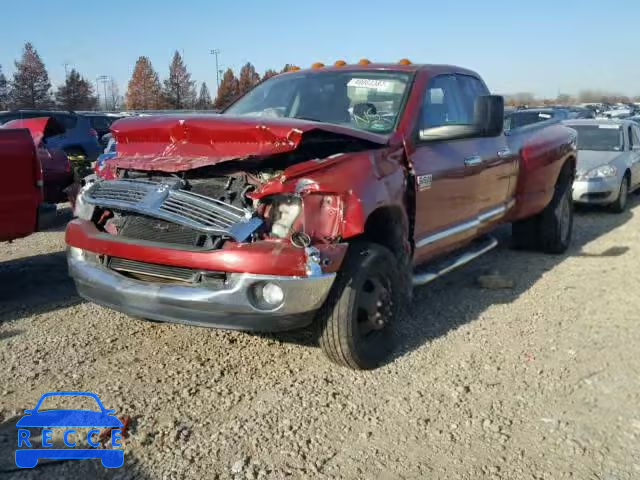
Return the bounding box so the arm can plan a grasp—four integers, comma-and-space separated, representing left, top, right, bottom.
538, 179, 573, 253
317, 241, 403, 370
512, 177, 573, 254
610, 175, 629, 214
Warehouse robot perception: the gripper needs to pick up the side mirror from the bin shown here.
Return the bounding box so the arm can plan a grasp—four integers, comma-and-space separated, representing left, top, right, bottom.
418, 95, 504, 141
474, 95, 504, 137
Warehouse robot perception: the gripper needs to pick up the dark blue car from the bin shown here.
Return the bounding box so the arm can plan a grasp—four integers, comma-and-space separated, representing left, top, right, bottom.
0, 110, 102, 161
15, 391, 123, 468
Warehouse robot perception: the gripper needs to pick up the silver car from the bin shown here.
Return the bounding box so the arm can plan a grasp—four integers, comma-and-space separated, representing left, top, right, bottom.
564, 119, 640, 212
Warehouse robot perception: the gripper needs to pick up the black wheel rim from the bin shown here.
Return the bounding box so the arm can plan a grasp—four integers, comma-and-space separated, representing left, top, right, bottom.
356, 272, 392, 341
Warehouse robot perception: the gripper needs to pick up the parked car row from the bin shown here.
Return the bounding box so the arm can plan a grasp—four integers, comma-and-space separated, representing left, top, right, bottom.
0, 110, 123, 162
567, 119, 640, 211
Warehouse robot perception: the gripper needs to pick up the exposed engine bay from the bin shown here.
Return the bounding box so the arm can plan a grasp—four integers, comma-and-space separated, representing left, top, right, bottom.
78, 143, 373, 252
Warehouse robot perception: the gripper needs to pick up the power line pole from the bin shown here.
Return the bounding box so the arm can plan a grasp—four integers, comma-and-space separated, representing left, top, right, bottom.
95, 78, 100, 110
210, 49, 221, 88
97, 75, 110, 111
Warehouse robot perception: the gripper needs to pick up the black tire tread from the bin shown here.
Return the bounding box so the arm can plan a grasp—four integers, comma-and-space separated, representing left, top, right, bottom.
538, 180, 572, 254
317, 241, 399, 370
512, 173, 573, 254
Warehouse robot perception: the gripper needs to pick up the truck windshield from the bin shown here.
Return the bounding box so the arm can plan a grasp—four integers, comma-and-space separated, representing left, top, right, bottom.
569, 125, 623, 151
225, 70, 413, 134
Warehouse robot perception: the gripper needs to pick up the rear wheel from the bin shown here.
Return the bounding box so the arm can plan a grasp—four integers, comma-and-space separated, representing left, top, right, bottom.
538, 179, 573, 253
317, 241, 402, 370
512, 176, 573, 254
610, 175, 629, 213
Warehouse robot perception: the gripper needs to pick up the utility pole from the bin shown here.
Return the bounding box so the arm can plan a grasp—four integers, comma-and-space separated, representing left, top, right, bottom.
210, 49, 221, 88
97, 75, 110, 111
95, 78, 100, 110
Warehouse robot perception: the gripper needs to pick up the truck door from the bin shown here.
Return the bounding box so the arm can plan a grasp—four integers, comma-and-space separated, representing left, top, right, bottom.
410, 74, 484, 261
456, 74, 517, 220
0, 129, 40, 242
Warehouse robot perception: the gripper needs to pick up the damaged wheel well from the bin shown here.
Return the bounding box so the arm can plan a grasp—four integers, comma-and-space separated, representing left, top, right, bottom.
361, 206, 410, 266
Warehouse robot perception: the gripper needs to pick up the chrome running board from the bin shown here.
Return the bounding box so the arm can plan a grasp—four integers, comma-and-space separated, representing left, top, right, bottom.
412, 235, 498, 286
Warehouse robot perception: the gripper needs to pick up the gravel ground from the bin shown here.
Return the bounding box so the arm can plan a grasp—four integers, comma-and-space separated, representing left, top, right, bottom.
1, 198, 639, 480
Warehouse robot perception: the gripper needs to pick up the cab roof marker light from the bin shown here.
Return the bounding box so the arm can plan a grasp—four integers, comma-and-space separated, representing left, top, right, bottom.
398, 58, 412, 65
311, 62, 325, 69
334, 60, 347, 67
358, 58, 371, 65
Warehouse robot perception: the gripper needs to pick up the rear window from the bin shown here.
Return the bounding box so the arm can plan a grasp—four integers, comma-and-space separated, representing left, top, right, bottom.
568, 124, 623, 151
54, 114, 78, 129
89, 116, 115, 131
505, 111, 556, 130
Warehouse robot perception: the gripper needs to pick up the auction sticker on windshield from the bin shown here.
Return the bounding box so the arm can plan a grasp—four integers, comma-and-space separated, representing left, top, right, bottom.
347, 78, 394, 90
15, 391, 124, 469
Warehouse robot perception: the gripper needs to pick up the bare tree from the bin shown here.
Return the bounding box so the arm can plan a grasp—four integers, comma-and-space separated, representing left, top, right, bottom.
195, 82, 212, 110
214, 68, 239, 109
126, 56, 162, 110
238, 62, 260, 96
262, 69, 278, 82
10, 42, 52, 108
0, 65, 8, 110
162, 51, 196, 109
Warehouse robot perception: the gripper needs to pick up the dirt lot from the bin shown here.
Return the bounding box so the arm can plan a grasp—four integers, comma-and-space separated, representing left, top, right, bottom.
1, 198, 639, 480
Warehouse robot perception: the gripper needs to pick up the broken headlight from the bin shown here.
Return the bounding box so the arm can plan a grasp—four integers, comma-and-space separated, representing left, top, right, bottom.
74, 180, 96, 221
268, 196, 302, 239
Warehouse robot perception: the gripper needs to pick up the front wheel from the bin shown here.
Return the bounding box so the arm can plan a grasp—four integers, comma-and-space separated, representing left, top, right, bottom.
317, 241, 403, 370
610, 175, 629, 213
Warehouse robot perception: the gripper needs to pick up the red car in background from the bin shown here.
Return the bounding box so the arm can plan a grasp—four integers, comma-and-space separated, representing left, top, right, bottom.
3, 117, 74, 203
0, 128, 55, 242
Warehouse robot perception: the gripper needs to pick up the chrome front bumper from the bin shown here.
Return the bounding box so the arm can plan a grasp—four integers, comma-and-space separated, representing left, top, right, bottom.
572, 177, 619, 204
68, 251, 336, 332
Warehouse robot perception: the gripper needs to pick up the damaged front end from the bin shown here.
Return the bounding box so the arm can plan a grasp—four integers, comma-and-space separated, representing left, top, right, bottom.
65, 115, 387, 331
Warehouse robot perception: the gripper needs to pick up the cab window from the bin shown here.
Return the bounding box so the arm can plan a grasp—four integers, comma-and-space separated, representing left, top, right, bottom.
419, 74, 488, 130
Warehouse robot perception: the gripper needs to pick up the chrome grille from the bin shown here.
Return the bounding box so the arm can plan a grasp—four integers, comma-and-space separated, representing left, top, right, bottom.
84, 179, 262, 241
119, 215, 202, 247
90, 180, 151, 205
109, 257, 199, 283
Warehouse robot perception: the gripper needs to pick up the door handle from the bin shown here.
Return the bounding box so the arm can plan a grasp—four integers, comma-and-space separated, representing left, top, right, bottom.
464, 155, 483, 167
497, 148, 511, 158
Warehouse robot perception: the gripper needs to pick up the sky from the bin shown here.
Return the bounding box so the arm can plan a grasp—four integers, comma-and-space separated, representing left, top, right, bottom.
1, 0, 638, 100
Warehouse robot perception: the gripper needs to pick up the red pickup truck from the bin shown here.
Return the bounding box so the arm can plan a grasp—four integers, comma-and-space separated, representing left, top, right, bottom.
66, 62, 576, 369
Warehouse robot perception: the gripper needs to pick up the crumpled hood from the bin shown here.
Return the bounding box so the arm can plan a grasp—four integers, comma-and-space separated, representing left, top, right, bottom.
110, 115, 388, 172
576, 150, 624, 174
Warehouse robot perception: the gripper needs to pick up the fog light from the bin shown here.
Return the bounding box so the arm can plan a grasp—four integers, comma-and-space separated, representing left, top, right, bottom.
250, 281, 285, 310
261, 283, 284, 306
